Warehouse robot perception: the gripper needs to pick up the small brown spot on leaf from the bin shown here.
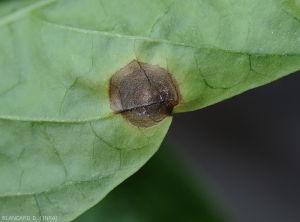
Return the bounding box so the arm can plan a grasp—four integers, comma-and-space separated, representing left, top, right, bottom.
110, 60, 180, 127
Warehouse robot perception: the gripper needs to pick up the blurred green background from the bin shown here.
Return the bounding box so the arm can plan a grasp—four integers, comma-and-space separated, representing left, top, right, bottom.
74, 142, 233, 222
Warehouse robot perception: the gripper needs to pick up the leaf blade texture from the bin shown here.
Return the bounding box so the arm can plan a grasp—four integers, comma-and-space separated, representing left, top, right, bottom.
1, 0, 300, 221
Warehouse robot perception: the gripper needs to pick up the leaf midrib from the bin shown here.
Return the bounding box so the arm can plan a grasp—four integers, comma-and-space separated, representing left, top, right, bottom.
31, 14, 300, 57
0, 115, 112, 123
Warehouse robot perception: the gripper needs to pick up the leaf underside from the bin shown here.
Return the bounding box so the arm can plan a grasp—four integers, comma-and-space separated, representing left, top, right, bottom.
1, 0, 300, 221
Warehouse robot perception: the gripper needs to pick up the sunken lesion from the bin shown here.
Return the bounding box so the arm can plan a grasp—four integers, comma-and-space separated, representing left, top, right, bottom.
109, 60, 180, 128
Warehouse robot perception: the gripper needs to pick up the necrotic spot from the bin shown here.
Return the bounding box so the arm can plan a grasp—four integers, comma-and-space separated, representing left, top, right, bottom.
109, 60, 180, 127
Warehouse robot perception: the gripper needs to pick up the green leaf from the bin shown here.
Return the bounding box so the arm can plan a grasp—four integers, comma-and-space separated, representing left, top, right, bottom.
1, 0, 300, 221
0, 117, 171, 221
74, 142, 233, 222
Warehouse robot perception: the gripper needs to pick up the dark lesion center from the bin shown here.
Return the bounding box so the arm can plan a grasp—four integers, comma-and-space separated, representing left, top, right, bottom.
110, 60, 180, 127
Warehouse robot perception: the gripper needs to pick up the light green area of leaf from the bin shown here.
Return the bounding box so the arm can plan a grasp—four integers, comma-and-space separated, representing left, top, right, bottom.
1, 0, 300, 221
0, 115, 171, 221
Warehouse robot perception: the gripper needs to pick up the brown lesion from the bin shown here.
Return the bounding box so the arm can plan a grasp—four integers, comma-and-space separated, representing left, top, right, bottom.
109, 60, 181, 128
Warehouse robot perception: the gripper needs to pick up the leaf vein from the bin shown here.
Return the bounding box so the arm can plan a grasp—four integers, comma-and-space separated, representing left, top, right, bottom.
0, 0, 58, 27
42, 124, 69, 180
0, 175, 113, 198
271, 0, 300, 23
29, 13, 300, 57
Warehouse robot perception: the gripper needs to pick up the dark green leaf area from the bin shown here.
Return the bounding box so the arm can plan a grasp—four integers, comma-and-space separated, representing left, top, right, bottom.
74, 142, 232, 222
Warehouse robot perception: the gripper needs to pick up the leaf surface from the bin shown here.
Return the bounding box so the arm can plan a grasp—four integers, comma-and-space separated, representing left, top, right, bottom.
0, 0, 300, 221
